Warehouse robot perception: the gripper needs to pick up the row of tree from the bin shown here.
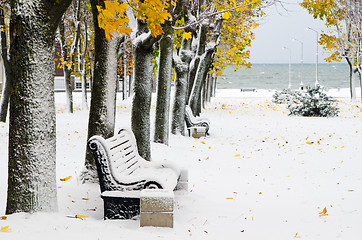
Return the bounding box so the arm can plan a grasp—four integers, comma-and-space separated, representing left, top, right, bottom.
301, 0, 362, 100
1, 0, 271, 214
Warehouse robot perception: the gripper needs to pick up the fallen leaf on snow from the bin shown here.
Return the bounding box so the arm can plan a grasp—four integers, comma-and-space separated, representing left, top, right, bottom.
319, 207, 328, 217
60, 176, 72, 181
226, 197, 234, 200
0, 216, 6, 220
0, 226, 11, 232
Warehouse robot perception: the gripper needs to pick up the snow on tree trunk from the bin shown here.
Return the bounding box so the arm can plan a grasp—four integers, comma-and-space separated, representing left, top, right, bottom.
63, 68, 74, 113
83, 0, 122, 182
0, 7, 11, 123
189, 18, 222, 116
171, 38, 193, 135
346, 57, 357, 100
122, 53, 127, 100
186, 21, 208, 106
188, 52, 213, 115
154, 29, 173, 144
132, 20, 159, 161
81, 68, 88, 110
78, 19, 89, 111
6, 0, 72, 214
0, 75, 10, 122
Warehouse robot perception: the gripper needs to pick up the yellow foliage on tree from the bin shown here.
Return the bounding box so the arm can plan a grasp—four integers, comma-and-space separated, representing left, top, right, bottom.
300, 0, 361, 65
97, 1, 132, 40
211, 0, 263, 77
97, 0, 171, 40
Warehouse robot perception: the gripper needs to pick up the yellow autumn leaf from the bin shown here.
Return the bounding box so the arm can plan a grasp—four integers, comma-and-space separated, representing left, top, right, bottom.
226, 197, 234, 200
0, 216, 6, 220
82, 198, 89, 201
319, 207, 328, 217
223, 11, 232, 20
306, 141, 314, 145
0, 226, 11, 232
60, 176, 72, 181
75, 215, 88, 219
183, 31, 192, 40
235, 154, 241, 157
200, 141, 206, 144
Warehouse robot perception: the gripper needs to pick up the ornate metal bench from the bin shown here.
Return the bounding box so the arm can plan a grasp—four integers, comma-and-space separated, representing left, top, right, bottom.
184, 105, 210, 135
88, 128, 185, 220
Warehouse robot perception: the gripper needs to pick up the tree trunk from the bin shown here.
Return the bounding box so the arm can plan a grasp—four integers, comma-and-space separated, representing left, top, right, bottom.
63, 68, 74, 113
83, 0, 122, 182
346, 57, 357, 100
122, 53, 127, 100
154, 28, 173, 144
188, 52, 213, 115
189, 18, 222, 116
0, 74, 10, 122
78, 18, 89, 111
171, 38, 193, 135
7, 0, 72, 214
132, 20, 159, 161
0, 7, 11, 123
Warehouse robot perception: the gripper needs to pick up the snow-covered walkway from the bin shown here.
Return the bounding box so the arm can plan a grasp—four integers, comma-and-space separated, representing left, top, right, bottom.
1, 89, 362, 239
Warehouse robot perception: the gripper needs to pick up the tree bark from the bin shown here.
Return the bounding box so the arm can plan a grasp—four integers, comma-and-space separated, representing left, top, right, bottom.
346, 57, 357, 100
171, 37, 193, 135
132, 20, 159, 161
186, 20, 209, 108
154, 26, 173, 144
7, 0, 72, 214
83, 0, 122, 182
0, 6, 11, 123
189, 18, 222, 116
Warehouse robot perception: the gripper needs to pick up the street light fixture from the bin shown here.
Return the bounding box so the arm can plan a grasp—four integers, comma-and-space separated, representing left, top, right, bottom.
306, 27, 319, 87
282, 46, 292, 89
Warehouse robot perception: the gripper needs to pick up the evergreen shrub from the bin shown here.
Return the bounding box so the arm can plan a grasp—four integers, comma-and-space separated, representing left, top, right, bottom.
273, 86, 339, 117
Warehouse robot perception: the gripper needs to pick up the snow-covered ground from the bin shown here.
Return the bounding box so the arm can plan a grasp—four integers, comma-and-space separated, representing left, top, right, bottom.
1, 88, 362, 239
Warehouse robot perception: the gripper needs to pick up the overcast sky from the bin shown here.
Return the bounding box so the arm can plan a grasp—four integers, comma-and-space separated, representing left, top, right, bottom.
249, 0, 334, 64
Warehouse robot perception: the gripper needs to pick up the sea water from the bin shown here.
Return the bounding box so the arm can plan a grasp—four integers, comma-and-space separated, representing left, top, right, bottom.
217, 63, 350, 90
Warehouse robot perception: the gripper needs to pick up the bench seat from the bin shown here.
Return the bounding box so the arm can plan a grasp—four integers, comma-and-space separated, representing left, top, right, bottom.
88, 128, 186, 219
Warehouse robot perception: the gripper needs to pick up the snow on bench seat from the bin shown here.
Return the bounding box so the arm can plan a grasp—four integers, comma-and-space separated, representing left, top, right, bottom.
88, 128, 185, 219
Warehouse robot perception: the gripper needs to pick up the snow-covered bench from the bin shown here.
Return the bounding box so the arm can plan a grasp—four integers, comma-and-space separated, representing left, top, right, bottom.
88, 128, 186, 219
185, 105, 210, 136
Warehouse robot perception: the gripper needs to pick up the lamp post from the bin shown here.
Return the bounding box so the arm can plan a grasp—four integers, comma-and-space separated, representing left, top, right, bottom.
282, 46, 292, 89
306, 27, 319, 87
292, 38, 304, 89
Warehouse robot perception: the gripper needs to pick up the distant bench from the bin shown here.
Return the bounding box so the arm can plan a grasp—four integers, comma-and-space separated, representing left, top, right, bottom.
240, 88, 256, 92
184, 105, 210, 137
88, 128, 187, 220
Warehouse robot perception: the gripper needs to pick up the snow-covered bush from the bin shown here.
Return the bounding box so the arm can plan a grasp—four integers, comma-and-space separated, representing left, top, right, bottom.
272, 88, 301, 104
288, 86, 339, 117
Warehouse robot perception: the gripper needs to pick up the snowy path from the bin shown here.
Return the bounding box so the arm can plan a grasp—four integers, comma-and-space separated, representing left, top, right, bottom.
1, 91, 362, 239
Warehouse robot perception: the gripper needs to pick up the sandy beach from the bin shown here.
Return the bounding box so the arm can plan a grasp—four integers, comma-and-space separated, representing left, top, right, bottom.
1, 89, 362, 239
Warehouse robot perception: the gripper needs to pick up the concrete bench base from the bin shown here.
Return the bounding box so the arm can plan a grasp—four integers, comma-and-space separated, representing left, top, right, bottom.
140, 189, 174, 228
188, 126, 206, 138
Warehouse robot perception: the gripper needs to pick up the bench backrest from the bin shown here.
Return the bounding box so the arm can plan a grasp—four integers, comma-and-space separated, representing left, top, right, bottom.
88, 128, 145, 192
185, 105, 195, 128
105, 129, 141, 178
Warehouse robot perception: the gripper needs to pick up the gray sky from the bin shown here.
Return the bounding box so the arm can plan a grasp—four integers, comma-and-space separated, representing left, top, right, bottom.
249, 0, 333, 64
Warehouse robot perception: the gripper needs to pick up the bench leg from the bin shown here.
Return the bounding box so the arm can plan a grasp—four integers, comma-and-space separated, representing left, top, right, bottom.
103, 196, 140, 220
